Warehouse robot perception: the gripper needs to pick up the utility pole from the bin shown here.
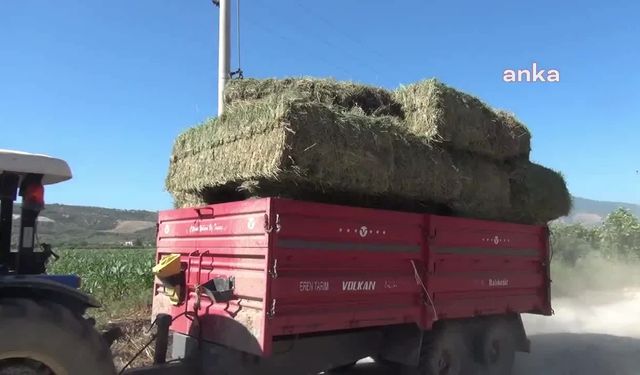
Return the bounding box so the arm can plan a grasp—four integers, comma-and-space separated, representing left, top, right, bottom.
214, 0, 231, 116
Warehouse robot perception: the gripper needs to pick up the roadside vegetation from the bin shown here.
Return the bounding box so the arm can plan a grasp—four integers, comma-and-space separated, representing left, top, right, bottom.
48, 248, 155, 324
551, 208, 640, 296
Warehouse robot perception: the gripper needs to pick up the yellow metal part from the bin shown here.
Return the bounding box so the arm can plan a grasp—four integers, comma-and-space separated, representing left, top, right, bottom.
153, 253, 183, 306
163, 285, 182, 305
153, 253, 181, 278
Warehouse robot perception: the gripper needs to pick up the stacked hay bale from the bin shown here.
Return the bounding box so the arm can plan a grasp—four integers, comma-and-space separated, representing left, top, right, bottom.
393, 79, 568, 223
393, 79, 531, 160
166, 77, 570, 224
223, 77, 403, 117
167, 94, 461, 212
508, 162, 572, 224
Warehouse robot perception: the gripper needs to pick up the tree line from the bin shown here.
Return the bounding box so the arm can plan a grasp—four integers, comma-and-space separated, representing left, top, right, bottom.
551, 208, 640, 266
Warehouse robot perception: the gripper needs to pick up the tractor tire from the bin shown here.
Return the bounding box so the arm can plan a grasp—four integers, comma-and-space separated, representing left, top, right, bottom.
478, 320, 516, 375
418, 324, 471, 375
0, 299, 116, 375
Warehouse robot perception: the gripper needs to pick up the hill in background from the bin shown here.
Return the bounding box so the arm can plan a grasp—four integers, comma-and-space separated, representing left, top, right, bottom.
561, 197, 640, 225
12, 204, 157, 247
7, 196, 638, 247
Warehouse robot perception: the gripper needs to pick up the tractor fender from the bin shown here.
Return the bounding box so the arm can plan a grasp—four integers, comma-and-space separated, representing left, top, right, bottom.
0, 275, 99, 314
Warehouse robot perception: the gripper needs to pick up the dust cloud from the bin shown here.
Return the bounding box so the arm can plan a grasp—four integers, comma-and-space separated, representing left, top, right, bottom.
523, 288, 640, 337
514, 258, 640, 375
525, 257, 640, 337
346, 258, 640, 375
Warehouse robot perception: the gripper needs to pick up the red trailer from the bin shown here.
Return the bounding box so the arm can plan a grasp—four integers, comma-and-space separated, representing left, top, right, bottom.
147, 197, 551, 375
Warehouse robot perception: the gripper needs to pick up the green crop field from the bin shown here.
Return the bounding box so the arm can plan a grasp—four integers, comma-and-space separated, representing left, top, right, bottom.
48, 248, 156, 324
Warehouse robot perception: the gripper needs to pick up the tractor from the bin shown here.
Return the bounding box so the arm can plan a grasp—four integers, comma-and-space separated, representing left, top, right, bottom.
0, 149, 115, 375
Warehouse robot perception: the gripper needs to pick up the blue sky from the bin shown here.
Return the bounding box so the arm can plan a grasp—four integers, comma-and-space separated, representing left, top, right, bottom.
2, 0, 639, 210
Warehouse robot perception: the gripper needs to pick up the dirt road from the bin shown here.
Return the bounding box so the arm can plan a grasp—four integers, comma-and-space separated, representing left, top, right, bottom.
343, 288, 640, 375
514, 333, 640, 375
513, 288, 640, 375
343, 334, 640, 375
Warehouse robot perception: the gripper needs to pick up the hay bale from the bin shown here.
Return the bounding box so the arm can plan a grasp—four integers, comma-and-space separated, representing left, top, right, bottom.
168, 78, 567, 225
224, 78, 402, 116
166, 97, 461, 209
394, 79, 531, 160
449, 153, 512, 221
171, 190, 208, 209
509, 162, 572, 224
391, 136, 461, 207
494, 110, 531, 158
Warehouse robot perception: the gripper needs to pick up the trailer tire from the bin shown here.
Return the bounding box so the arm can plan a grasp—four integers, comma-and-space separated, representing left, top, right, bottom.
418, 325, 470, 375
479, 321, 516, 375
0, 298, 116, 375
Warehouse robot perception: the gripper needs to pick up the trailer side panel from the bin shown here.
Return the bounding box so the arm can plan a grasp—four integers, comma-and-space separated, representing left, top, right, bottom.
154, 198, 551, 358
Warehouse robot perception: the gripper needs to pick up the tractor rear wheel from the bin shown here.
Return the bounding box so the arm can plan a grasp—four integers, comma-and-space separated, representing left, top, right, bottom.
0, 299, 116, 375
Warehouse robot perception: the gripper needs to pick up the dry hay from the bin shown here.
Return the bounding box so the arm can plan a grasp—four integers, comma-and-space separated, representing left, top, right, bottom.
449, 153, 513, 221
509, 162, 572, 224
394, 79, 531, 160
167, 97, 462, 211
167, 78, 569, 224
171, 190, 208, 209
446, 157, 570, 224
224, 77, 402, 117
108, 319, 154, 371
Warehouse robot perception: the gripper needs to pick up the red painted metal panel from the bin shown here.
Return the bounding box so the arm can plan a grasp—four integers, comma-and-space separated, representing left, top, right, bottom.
269, 198, 425, 338
154, 198, 551, 357
156, 198, 273, 355
426, 215, 551, 319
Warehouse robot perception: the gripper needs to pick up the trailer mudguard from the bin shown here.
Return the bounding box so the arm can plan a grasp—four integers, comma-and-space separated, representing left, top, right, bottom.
0, 275, 99, 313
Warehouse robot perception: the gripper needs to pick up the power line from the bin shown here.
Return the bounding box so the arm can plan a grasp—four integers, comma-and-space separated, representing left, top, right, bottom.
241, 11, 354, 77
230, 0, 243, 79
292, 1, 395, 76
253, 0, 385, 80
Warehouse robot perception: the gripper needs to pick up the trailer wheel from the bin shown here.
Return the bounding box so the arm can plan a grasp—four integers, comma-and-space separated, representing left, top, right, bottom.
418, 325, 470, 375
0, 299, 116, 375
479, 321, 516, 375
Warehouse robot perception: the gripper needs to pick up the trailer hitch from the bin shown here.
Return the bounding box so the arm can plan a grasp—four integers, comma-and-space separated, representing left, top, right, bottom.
120, 313, 201, 375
